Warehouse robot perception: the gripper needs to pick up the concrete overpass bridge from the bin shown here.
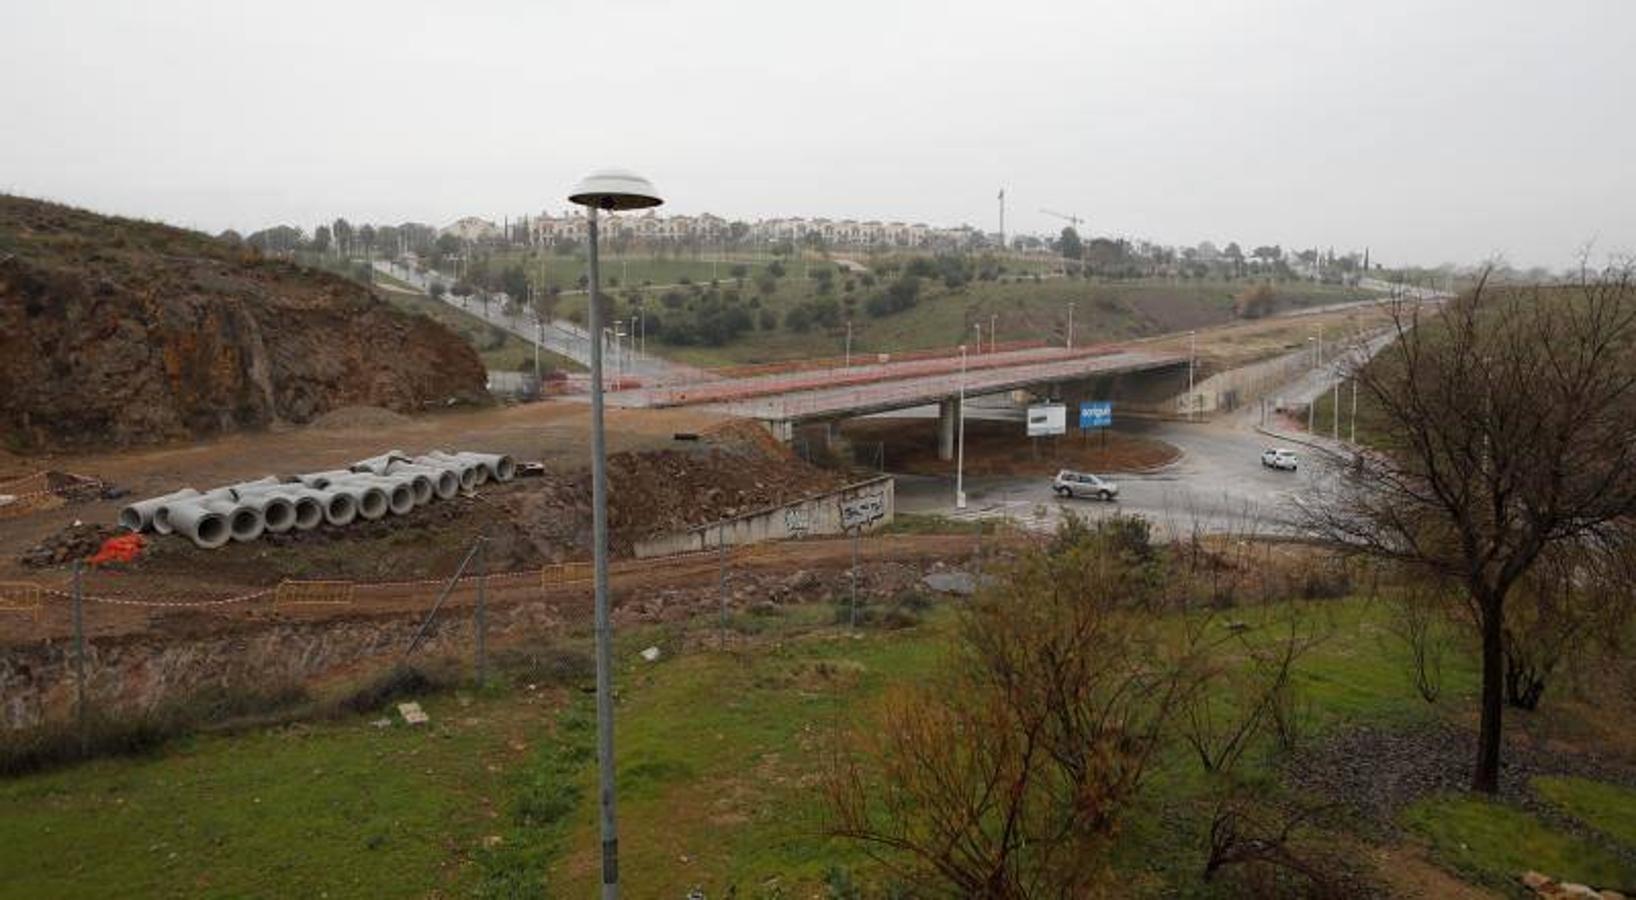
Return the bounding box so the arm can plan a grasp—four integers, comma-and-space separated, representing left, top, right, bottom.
609, 344, 1190, 458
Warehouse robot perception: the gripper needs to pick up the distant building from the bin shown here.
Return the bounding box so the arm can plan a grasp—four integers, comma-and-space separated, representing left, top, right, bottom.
439, 217, 501, 242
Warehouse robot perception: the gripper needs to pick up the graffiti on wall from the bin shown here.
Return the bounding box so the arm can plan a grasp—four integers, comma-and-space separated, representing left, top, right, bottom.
784, 506, 812, 537
839, 492, 887, 530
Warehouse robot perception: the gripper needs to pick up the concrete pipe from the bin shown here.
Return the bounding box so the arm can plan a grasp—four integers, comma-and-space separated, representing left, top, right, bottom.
298, 470, 355, 490
165, 499, 231, 550
119, 488, 201, 533
308, 488, 357, 527
345, 475, 416, 515
236, 492, 296, 534
286, 492, 325, 530
211, 499, 265, 543
331, 480, 389, 521
387, 462, 458, 501
349, 451, 410, 476
414, 456, 477, 492
454, 452, 516, 483
229, 476, 283, 494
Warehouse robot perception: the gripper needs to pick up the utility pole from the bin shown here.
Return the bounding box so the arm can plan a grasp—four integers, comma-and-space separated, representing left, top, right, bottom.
956, 344, 968, 509
1350, 377, 1359, 443
1188, 330, 1197, 420
1333, 380, 1341, 441
997, 188, 1006, 253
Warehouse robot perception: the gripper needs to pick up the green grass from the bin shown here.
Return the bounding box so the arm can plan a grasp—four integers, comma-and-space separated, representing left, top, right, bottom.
468, 250, 1371, 368
1536, 777, 1636, 847
546, 605, 956, 895
1402, 794, 1636, 890
0, 589, 1617, 897
0, 688, 539, 898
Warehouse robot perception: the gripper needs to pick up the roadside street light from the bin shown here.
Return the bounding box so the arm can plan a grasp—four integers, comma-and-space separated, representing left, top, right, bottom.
1189, 330, 1198, 420
1067, 301, 1075, 351
990, 313, 997, 353
568, 167, 663, 900
844, 320, 852, 369
956, 343, 968, 509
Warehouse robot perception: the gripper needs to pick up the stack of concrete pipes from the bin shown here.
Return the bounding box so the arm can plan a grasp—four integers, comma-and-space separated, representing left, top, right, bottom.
117, 450, 516, 550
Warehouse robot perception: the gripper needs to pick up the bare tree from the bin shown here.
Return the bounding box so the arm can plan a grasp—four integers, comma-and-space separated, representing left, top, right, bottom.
1304, 266, 1636, 792
823, 517, 1197, 897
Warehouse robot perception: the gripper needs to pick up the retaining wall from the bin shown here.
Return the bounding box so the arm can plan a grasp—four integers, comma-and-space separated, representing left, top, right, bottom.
634, 476, 894, 558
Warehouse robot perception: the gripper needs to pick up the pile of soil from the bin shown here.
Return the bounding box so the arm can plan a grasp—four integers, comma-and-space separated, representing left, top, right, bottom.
116, 432, 845, 584
19, 522, 123, 568
0, 195, 489, 450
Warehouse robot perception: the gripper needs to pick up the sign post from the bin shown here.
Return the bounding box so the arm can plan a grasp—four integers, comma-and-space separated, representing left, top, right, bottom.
1079, 401, 1114, 453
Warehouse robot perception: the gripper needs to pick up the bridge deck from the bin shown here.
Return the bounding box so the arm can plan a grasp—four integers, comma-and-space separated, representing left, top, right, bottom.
685, 348, 1187, 422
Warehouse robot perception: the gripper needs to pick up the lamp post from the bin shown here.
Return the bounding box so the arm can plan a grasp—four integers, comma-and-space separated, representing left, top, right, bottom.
1188, 329, 1197, 420
569, 168, 663, 900
844, 320, 852, 369
990, 313, 997, 353
1066, 301, 1075, 350
956, 343, 968, 509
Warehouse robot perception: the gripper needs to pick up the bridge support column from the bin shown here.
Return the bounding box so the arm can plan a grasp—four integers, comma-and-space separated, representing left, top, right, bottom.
763, 419, 794, 444
937, 398, 961, 461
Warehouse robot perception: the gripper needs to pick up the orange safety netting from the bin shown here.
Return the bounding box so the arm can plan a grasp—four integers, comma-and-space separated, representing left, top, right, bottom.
88, 533, 145, 566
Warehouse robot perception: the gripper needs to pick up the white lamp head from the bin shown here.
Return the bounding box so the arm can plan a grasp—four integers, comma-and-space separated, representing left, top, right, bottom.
568, 168, 664, 211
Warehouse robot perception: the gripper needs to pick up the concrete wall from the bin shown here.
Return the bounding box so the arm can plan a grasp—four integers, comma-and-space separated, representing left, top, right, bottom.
634, 476, 895, 558
1174, 348, 1312, 416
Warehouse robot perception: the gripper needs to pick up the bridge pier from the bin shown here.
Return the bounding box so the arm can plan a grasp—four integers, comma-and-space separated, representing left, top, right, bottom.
937, 397, 962, 461
763, 419, 794, 443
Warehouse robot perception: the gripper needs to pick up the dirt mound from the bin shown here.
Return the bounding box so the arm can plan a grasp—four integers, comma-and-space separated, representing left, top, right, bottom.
111, 434, 843, 584
0, 195, 489, 450
20, 522, 123, 568
309, 406, 412, 431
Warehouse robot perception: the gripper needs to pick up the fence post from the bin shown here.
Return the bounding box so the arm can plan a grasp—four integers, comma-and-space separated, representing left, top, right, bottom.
475, 537, 488, 684
405, 537, 483, 659
717, 533, 728, 650
72, 560, 87, 747
850, 526, 860, 629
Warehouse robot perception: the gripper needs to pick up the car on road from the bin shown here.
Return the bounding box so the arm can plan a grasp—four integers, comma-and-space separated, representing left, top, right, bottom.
1053, 470, 1119, 501
1261, 448, 1299, 471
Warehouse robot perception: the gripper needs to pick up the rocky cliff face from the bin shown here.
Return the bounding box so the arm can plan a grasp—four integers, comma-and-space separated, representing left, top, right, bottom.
0, 196, 489, 449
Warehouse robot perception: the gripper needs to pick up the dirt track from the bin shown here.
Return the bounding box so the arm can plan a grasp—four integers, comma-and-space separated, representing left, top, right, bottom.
0, 533, 992, 646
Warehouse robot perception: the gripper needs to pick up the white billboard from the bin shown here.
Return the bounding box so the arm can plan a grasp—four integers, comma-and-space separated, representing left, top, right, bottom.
1026, 403, 1067, 437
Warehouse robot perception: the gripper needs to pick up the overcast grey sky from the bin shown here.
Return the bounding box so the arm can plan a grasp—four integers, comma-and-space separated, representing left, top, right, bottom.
3, 0, 1631, 269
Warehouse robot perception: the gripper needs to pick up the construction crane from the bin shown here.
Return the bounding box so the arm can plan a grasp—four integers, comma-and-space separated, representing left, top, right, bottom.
1038, 209, 1087, 276
1039, 209, 1085, 231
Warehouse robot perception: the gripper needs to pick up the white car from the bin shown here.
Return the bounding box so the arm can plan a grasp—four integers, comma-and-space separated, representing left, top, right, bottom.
1261, 448, 1299, 471
1053, 470, 1119, 501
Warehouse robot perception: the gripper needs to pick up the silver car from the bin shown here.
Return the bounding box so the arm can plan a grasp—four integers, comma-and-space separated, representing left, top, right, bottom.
1053, 469, 1119, 501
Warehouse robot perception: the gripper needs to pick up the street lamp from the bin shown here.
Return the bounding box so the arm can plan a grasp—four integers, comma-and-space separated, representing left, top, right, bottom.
956, 343, 968, 509
1188, 329, 1197, 420
990, 313, 997, 353
844, 320, 852, 369
568, 167, 663, 900
1066, 301, 1075, 351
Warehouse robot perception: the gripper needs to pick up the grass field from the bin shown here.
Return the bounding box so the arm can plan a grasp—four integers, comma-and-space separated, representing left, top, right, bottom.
437, 249, 1372, 368
558, 275, 1371, 368
8, 576, 1631, 897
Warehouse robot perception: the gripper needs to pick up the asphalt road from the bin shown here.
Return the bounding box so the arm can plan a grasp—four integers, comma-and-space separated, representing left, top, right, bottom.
896, 409, 1337, 538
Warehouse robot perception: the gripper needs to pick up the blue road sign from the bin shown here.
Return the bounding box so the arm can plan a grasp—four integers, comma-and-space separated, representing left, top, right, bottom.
1079, 401, 1113, 429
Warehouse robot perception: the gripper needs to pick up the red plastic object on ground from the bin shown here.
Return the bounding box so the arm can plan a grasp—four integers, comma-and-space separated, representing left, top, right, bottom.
88, 533, 145, 566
